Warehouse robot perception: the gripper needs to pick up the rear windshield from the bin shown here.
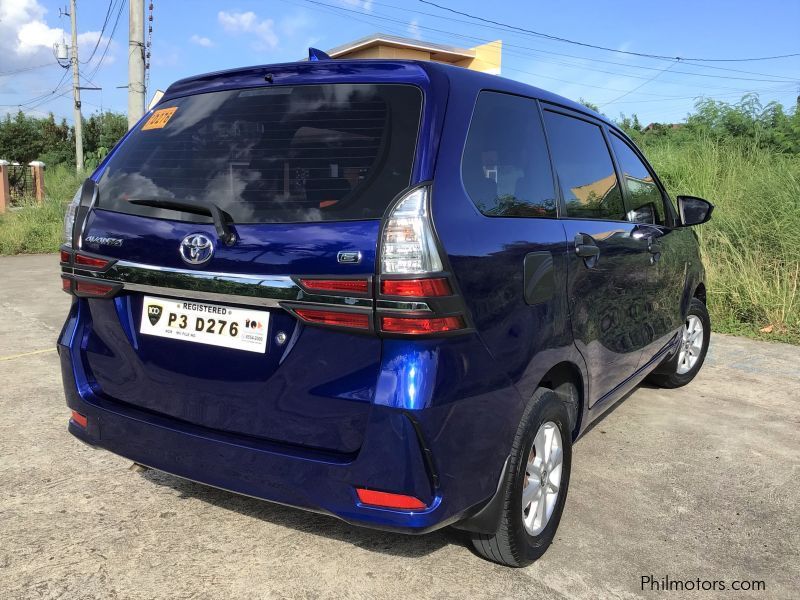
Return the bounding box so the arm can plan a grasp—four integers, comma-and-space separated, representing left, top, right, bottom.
97, 84, 422, 223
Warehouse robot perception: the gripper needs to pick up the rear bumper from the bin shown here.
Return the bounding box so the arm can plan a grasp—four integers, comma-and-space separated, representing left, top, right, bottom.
59, 304, 522, 534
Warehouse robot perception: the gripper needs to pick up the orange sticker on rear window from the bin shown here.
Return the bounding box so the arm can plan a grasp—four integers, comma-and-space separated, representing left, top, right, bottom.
142, 107, 178, 130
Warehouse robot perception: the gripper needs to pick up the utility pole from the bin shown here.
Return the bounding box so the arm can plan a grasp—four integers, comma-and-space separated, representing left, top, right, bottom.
69, 0, 84, 171
128, 0, 146, 129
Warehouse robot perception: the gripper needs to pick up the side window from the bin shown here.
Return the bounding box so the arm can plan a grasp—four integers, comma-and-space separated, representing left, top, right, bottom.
542, 111, 625, 221
610, 133, 666, 225
461, 92, 556, 218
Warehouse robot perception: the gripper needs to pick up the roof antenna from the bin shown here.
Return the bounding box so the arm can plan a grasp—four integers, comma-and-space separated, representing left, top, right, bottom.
308, 47, 331, 61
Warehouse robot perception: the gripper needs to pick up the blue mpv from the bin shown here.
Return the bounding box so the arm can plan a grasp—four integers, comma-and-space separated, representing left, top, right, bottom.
59, 57, 713, 566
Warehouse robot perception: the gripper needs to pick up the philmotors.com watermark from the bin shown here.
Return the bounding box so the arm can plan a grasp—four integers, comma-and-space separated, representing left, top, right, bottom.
641, 575, 766, 592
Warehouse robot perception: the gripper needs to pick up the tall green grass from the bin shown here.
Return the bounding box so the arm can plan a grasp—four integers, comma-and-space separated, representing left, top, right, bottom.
0, 164, 82, 255
641, 136, 800, 342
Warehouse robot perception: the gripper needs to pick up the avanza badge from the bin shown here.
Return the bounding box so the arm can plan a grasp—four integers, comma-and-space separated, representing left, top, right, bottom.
142, 107, 177, 130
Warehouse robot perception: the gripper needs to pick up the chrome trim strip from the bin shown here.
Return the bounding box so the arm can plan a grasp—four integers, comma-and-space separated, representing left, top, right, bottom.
66, 259, 431, 312
376, 299, 432, 311
114, 260, 295, 282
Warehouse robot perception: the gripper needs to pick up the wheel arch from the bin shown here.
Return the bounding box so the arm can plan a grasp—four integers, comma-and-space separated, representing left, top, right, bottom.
694, 281, 707, 304
537, 361, 586, 441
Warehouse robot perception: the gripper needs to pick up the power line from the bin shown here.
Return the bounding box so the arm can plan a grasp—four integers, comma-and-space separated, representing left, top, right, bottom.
0, 69, 71, 109
0, 63, 56, 77
296, 0, 799, 86
601, 61, 682, 108
419, 0, 800, 62
282, 0, 799, 119
362, 0, 798, 80
85, 0, 127, 82
81, 0, 118, 64
284, 0, 798, 104
25, 88, 72, 112
605, 86, 798, 106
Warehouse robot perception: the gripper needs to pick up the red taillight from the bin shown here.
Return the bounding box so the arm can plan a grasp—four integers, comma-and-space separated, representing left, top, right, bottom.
380, 315, 465, 335
75, 253, 110, 269
74, 280, 116, 298
356, 488, 427, 510
381, 277, 452, 297
61, 277, 72, 293
70, 410, 87, 428
299, 278, 369, 294
60, 250, 71, 264
294, 308, 370, 330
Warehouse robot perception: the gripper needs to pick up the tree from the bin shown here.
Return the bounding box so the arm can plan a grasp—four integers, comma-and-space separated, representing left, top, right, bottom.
0, 110, 128, 167
39, 114, 73, 166
0, 111, 44, 164
578, 98, 600, 113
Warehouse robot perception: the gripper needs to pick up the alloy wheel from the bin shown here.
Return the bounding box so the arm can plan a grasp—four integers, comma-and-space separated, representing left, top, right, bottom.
521, 421, 563, 536
677, 315, 704, 375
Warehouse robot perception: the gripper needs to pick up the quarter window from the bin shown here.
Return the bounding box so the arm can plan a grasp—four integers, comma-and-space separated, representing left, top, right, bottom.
610, 133, 666, 225
542, 111, 625, 221
461, 92, 556, 218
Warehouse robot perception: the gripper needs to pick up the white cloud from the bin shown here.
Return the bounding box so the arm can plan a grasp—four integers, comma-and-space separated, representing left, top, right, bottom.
340, 0, 373, 12
407, 19, 421, 40
0, 1, 114, 74
77, 30, 115, 67
218, 10, 278, 49
16, 19, 64, 55
190, 34, 214, 47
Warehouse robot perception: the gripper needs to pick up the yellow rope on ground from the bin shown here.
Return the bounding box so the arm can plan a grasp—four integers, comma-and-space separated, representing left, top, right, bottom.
0, 348, 57, 361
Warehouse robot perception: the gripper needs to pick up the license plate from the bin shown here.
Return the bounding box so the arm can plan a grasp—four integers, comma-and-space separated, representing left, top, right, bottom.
140, 296, 269, 353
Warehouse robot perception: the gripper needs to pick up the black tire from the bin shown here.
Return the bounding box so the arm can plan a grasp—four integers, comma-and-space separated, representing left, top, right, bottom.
470, 388, 572, 567
647, 297, 711, 389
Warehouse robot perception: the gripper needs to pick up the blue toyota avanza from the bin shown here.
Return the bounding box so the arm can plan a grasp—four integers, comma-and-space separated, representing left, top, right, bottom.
58, 57, 713, 566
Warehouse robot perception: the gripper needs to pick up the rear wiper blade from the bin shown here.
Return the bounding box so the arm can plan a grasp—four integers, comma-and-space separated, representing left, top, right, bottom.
129, 198, 237, 246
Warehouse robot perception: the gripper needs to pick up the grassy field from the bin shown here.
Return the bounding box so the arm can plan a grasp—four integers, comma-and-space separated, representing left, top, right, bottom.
641, 136, 800, 344
0, 165, 81, 255
1, 142, 798, 343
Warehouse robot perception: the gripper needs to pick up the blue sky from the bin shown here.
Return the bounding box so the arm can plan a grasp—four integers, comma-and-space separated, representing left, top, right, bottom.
1, 0, 798, 125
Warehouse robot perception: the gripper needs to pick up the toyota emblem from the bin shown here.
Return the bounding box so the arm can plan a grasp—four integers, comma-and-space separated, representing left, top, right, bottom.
179, 233, 214, 265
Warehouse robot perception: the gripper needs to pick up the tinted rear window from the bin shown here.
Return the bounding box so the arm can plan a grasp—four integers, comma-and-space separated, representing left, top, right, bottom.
97, 84, 422, 223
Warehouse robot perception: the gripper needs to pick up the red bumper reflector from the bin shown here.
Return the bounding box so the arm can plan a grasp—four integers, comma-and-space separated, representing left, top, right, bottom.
75, 253, 110, 269
356, 488, 427, 510
61, 277, 72, 292
60, 250, 71, 264
381, 277, 452, 297
380, 315, 465, 334
294, 308, 370, 330
70, 410, 87, 428
75, 280, 115, 297
299, 278, 369, 294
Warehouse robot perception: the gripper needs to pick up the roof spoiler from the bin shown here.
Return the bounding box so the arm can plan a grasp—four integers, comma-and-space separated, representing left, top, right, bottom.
308, 47, 332, 61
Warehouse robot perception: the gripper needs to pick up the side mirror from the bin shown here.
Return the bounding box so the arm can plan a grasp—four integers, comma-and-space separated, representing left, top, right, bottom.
677, 195, 714, 226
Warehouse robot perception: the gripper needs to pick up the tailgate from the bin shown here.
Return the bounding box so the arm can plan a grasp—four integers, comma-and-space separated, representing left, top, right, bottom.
73, 212, 381, 455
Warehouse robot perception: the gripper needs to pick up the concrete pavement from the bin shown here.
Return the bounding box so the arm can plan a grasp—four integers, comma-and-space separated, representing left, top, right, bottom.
1, 253, 798, 599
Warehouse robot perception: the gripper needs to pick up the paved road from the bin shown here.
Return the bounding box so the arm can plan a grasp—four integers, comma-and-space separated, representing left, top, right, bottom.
1, 254, 798, 600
